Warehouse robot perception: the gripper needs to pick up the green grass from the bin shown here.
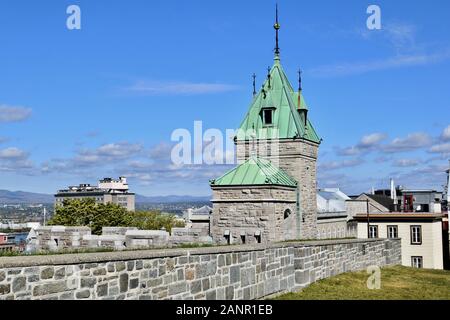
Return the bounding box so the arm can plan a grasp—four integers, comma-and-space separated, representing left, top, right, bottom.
274, 266, 450, 300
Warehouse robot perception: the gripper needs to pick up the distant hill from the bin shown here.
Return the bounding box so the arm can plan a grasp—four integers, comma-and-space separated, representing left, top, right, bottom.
0, 190, 54, 204
135, 194, 211, 203
0, 189, 210, 204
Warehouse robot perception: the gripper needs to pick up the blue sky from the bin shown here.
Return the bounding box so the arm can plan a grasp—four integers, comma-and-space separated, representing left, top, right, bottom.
0, 0, 449, 196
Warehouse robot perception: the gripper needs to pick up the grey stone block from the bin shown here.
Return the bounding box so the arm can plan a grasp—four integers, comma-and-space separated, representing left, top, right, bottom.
54, 267, 66, 280
0, 284, 11, 295
230, 266, 240, 284
120, 273, 129, 293
33, 281, 66, 296
97, 283, 108, 297
27, 275, 40, 283
225, 285, 234, 300
93, 268, 107, 276
8, 269, 21, 275
116, 262, 126, 272
190, 280, 202, 294
107, 263, 115, 273
12, 276, 26, 293
206, 289, 217, 300
76, 289, 91, 299
40, 267, 54, 280
169, 282, 187, 295
202, 278, 210, 291
130, 278, 139, 289
81, 278, 96, 288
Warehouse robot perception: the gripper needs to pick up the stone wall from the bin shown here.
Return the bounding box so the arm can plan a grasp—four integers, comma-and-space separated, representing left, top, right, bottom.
0, 238, 401, 300
210, 186, 297, 244
236, 138, 319, 239
32, 226, 211, 252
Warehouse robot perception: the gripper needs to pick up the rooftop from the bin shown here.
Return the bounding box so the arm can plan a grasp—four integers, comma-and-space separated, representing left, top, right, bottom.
210, 157, 297, 187
236, 57, 320, 143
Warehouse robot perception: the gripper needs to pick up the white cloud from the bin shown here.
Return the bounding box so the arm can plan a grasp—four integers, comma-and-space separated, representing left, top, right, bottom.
393, 159, 421, 167
319, 158, 364, 171
382, 132, 432, 153
0, 147, 28, 160
126, 80, 238, 95
441, 125, 450, 141
336, 132, 387, 156
0, 105, 32, 123
359, 133, 388, 148
95, 142, 142, 158
310, 51, 450, 78
429, 143, 450, 154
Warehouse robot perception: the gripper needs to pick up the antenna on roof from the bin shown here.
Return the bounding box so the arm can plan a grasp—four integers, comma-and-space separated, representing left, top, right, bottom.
252, 73, 256, 96
274, 3, 281, 56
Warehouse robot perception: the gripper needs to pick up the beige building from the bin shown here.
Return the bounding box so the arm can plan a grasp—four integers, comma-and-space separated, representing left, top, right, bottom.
55, 177, 135, 211
355, 213, 444, 269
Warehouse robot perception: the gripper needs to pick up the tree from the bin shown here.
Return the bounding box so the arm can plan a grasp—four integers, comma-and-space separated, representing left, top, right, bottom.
49, 198, 132, 235
131, 211, 185, 233
49, 198, 185, 235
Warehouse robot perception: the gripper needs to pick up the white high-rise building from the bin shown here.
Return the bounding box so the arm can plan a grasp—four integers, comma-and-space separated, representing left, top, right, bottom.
55, 177, 135, 211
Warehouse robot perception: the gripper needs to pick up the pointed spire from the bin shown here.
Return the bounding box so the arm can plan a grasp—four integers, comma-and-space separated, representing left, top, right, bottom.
252, 73, 256, 96
297, 69, 302, 109
274, 3, 281, 57
298, 69, 303, 92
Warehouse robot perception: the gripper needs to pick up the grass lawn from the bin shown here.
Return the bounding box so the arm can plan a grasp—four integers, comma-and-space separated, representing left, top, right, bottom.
274, 266, 450, 300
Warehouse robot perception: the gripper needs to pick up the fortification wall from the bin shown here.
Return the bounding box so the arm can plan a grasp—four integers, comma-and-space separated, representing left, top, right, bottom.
0, 238, 401, 300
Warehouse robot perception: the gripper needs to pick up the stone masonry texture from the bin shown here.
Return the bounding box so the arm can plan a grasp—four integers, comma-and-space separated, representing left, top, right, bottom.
0, 238, 401, 300
235, 139, 320, 239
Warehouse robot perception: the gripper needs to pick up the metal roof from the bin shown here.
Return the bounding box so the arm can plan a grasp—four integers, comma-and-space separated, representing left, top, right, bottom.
236, 56, 320, 143
210, 156, 297, 187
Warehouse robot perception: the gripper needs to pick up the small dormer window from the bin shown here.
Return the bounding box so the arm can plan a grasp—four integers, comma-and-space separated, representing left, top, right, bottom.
262, 108, 274, 126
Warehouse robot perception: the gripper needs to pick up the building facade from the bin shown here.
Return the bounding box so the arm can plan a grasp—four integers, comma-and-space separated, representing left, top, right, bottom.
55, 177, 135, 211
210, 14, 321, 244
355, 213, 444, 269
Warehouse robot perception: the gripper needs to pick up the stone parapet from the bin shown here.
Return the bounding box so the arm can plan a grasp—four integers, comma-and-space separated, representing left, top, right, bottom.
0, 238, 401, 300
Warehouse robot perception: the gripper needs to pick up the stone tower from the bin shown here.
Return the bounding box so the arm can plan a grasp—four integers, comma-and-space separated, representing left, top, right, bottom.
210, 7, 321, 244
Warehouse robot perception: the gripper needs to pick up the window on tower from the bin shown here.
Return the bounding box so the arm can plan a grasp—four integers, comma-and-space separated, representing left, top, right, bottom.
262, 108, 274, 126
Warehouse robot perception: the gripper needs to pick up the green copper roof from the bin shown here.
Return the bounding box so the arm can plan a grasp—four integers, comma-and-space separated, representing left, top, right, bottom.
236, 56, 320, 143
210, 157, 297, 187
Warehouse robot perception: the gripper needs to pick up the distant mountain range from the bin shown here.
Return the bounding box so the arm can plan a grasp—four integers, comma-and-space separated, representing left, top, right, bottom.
0, 190, 54, 204
0, 189, 210, 204
135, 194, 210, 203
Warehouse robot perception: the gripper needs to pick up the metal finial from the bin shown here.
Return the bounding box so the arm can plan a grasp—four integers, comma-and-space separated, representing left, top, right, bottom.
274, 3, 280, 56
252, 73, 256, 96
298, 69, 302, 91
267, 66, 271, 89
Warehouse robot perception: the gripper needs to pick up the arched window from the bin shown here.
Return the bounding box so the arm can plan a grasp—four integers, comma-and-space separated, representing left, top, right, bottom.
284, 209, 291, 219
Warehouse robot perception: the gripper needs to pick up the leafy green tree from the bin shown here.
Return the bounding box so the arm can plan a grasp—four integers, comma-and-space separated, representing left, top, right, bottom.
49, 199, 185, 235
131, 210, 185, 233
49, 198, 132, 235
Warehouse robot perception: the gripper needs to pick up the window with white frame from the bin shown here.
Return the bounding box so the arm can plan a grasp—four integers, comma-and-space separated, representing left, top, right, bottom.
411, 256, 423, 268
387, 225, 398, 239
369, 225, 378, 239
410, 225, 422, 245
